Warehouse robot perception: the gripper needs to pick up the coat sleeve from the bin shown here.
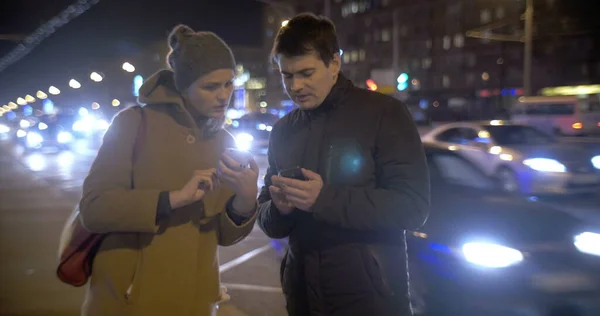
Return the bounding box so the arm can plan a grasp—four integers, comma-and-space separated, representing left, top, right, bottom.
257, 128, 296, 239
217, 132, 259, 246
79, 108, 162, 234
311, 101, 430, 231
217, 195, 258, 246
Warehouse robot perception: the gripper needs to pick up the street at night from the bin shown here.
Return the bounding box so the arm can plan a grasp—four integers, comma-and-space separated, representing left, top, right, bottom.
2, 0, 600, 315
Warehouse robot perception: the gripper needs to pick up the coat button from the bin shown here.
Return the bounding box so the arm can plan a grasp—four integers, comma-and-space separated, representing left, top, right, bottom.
186, 134, 196, 144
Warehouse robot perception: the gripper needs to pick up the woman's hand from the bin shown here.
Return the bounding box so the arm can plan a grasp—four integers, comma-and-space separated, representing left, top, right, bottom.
169, 169, 218, 209
217, 152, 259, 214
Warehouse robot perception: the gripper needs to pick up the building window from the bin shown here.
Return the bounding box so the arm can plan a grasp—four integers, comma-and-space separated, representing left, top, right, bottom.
426, 40, 432, 49
359, 49, 366, 61
374, 30, 381, 41
343, 53, 351, 64
443, 75, 450, 88
422, 58, 432, 69
454, 34, 464, 47
364, 33, 371, 43
466, 73, 475, 85
351, 51, 359, 62
381, 29, 391, 42
443, 36, 451, 50
365, 17, 372, 27
496, 6, 505, 19
480, 9, 491, 24
400, 26, 408, 37
412, 59, 420, 69
466, 54, 477, 67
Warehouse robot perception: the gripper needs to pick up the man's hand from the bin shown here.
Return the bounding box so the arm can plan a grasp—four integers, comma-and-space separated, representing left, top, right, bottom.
170, 169, 218, 209
272, 168, 323, 212
268, 182, 295, 215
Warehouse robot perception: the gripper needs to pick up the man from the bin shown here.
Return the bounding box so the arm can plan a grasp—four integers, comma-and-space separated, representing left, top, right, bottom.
257, 13, 430, 316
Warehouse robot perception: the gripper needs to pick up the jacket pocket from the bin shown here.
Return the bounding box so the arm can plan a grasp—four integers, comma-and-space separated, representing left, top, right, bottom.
124, 235, 144, 305
359, 245, 395, 298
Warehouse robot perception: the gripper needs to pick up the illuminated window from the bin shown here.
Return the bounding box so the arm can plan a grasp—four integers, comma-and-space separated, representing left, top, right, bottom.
381, 29, 391, 42
443, 36, 451, 50
443, 75, 450, 88
359, 49, 366, 61
480, 9, 491, 23
454, 34, 464, 47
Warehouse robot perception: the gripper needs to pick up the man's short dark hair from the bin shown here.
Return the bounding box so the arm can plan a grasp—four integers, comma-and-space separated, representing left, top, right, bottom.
271, 13, 340, 66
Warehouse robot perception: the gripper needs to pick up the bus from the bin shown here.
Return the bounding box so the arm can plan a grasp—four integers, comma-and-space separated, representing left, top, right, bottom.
510, 96, 600, 136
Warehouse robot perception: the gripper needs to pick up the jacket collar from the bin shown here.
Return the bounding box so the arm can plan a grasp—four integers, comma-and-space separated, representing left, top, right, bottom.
302, 72, 352, 116
137, 69, 198, 130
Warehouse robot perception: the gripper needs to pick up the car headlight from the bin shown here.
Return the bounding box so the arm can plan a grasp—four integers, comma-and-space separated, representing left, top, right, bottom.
523, 158, 566, 173
574, 232, 600, 256
592, 156, 600, 169
57, 131, 73, 144
462, 242, 524, 268
236, 132, 254, 151
0, 124, 9, 134
26, 132, 43, 147
96, 119, 109, 131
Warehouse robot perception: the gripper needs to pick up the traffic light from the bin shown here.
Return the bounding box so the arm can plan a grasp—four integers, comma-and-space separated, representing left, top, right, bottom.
397, 73, 409, 91
366, 79, 378, 91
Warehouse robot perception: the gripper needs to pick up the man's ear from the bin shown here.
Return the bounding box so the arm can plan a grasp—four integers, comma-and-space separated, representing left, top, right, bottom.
330, 53, 341, 77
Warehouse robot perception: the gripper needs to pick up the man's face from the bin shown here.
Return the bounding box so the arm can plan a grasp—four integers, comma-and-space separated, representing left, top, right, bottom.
184, 69, 235, 119
277, 52, 340, 110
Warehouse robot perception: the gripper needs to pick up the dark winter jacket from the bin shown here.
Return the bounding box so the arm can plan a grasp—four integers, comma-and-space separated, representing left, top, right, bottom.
258, 74, 430, 316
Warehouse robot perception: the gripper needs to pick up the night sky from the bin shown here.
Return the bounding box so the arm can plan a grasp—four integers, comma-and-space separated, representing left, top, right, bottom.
0, 0, 265, 99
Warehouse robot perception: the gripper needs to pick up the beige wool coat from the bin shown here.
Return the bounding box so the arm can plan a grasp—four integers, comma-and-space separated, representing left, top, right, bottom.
79, 70, 257, 316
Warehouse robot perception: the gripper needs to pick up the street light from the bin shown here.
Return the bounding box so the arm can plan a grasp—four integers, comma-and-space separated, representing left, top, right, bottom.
25, 95, 35, 103
122, 62, 135, 72
90, 72, 103, 82
16, 97, 26, 105
112, 99, 120, 107
69, 79, 81, 89
48, 86, 60, 95
36, 91, 48, 99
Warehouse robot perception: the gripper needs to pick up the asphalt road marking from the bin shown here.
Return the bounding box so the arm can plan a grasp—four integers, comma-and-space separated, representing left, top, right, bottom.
219, 244, 272, 273
221, 283, 282, 293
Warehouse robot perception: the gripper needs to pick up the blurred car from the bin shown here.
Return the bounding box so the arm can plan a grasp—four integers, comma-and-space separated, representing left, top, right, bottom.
20, 115, 75, 151
272, 144, 600, 315
422, 121, 600, 195
228, 112, 278, 152
409, 144, 600, 315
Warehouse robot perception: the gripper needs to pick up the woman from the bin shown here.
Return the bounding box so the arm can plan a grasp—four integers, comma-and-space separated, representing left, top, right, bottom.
78, 25, 259, 316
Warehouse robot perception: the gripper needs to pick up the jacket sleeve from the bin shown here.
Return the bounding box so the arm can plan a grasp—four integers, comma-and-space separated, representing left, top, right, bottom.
79, 108, 162, 234
311, 101, 430, 231
257, 130, 296, 239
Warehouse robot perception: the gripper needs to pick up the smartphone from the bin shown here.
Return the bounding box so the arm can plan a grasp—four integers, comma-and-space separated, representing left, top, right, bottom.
224, 148, 253, 169
278, 166, 306, 181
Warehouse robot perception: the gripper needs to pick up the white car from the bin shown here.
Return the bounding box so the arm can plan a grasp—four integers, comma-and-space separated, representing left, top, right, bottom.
422, 121, 600, 195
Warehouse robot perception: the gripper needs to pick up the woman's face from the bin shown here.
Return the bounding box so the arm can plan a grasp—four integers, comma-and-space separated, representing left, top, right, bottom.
184, 69, 235, 119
